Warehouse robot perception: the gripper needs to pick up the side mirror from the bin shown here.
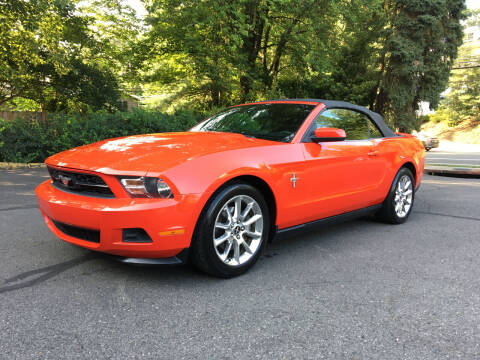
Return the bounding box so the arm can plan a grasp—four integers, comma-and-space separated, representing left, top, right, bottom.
311, 128, 346, 143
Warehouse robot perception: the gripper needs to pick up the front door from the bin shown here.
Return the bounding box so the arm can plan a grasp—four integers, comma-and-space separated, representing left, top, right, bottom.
299, 108, 387, 221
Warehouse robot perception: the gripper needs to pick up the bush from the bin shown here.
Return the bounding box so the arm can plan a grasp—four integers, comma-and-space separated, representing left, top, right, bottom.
0, 109, 204, 163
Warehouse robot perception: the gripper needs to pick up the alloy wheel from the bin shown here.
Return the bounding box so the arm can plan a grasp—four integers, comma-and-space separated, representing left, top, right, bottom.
213, 195, 264, 266
394, 175, 413, 218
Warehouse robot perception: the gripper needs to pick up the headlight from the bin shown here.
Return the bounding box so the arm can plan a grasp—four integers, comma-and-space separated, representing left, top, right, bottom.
118, 177, 173, 198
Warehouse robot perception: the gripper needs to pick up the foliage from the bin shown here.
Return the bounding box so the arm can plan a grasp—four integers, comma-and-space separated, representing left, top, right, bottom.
141, 0, 466, 131
0, 109, 202, 162
0, 0, 122, 112
373, 0, 466, 131
0, 0, 468, 134
430, 9, 480, 126
141, 0, 338, 108
77, 0, 143, 90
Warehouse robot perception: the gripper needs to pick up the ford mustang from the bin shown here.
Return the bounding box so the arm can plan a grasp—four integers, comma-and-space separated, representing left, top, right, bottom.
36, 99, 425, 277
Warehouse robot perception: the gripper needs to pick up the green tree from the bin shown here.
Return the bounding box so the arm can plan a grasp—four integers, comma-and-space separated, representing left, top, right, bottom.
142, 0, 336, 108
140, 0, 466, 132
373, 0, 466, 131
431, 8, 480, 125
77, 0, 142, 92
0, 0, 121, 112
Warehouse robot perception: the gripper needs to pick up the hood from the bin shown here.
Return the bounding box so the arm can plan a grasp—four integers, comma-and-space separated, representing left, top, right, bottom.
46, 132, 277, 175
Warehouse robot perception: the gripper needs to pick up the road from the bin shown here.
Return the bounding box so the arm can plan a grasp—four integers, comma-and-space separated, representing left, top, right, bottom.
1, 168, 480, 359
426, 149, 480, 166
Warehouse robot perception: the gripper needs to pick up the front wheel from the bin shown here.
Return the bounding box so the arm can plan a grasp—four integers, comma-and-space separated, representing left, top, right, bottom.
190, 183, 269, 278
376, 167, 415, 224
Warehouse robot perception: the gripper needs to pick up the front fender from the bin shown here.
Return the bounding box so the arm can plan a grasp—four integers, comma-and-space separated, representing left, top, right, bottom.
147, 145, 287, 231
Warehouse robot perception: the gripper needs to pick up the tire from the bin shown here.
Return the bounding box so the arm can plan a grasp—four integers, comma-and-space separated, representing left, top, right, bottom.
190, 183, 270, 278
425, 147, 431, 151
376, 167, 415, 224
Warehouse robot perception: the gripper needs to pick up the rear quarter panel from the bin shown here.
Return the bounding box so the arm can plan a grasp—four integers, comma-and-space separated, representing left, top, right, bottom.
374, 135, 425, 198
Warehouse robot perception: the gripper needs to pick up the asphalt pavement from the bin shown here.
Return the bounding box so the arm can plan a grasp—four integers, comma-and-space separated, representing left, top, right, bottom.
1, 168, 480, 359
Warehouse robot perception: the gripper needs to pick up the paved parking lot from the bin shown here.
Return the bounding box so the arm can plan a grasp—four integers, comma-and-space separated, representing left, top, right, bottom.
1, 168, 479, 359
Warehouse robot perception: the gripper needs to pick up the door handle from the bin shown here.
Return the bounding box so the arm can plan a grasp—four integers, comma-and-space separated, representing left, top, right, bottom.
367, 150, 379, 156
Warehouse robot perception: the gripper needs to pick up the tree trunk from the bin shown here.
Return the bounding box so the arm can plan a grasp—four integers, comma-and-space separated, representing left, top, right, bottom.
239, 1, 267, 102
240, 76, 251, 103
269, 21, 298, 81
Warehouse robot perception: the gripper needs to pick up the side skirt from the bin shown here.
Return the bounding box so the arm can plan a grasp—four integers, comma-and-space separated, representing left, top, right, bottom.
274, 204, 382, 241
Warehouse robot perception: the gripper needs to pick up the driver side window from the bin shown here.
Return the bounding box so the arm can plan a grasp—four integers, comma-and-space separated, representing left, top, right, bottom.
315, 109, 374, 140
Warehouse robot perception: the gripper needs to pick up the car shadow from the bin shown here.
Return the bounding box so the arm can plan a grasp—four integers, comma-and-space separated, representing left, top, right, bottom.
1, 216, 390, 293
91, 215, 387, 284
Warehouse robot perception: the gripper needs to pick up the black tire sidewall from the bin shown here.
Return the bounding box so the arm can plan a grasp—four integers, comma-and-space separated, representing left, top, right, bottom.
194, 183, 270, 277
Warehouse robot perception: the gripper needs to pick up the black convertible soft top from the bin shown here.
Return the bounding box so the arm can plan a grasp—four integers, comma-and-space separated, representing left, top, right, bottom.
256, 99, 396, 138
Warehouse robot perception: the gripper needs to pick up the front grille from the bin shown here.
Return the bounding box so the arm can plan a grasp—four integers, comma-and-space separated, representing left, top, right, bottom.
48, 166, 114, 198
51, 219, 100, 243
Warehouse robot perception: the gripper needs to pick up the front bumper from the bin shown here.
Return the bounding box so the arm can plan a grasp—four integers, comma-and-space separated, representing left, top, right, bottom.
35, 180, 202, 258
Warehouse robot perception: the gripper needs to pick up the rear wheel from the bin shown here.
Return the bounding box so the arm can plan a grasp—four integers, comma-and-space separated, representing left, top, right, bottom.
376, 167, 415, 224
190, 183, 269, 278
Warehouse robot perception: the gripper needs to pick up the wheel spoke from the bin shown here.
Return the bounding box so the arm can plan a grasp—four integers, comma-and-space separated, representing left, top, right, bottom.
242, 241, 253, 254
241, 202, 254, 220
243, 214, 262, 226
215, 221, 229, 230
214, 233, 229, 247
220, 241, 233, 261
233, 197, 242, 220
224, 206, 233, 223
244, 230, 261, 239
233, 240, 240, 264
404, 179, 412, 190
395, 201, 402, 214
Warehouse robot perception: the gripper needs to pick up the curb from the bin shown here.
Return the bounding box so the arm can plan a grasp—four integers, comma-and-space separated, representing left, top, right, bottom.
0, 162, 45, 170
424, 166, 480, 178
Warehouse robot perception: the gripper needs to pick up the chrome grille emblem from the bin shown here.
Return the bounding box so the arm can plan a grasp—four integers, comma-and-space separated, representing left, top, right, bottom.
58, 174, 72, 186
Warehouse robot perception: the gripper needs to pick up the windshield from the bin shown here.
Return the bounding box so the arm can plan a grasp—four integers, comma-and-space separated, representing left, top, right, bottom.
190, 103, 315, 142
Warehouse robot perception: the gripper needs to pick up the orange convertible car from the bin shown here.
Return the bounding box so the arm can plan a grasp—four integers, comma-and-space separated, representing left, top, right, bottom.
36, 99, 425, 277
